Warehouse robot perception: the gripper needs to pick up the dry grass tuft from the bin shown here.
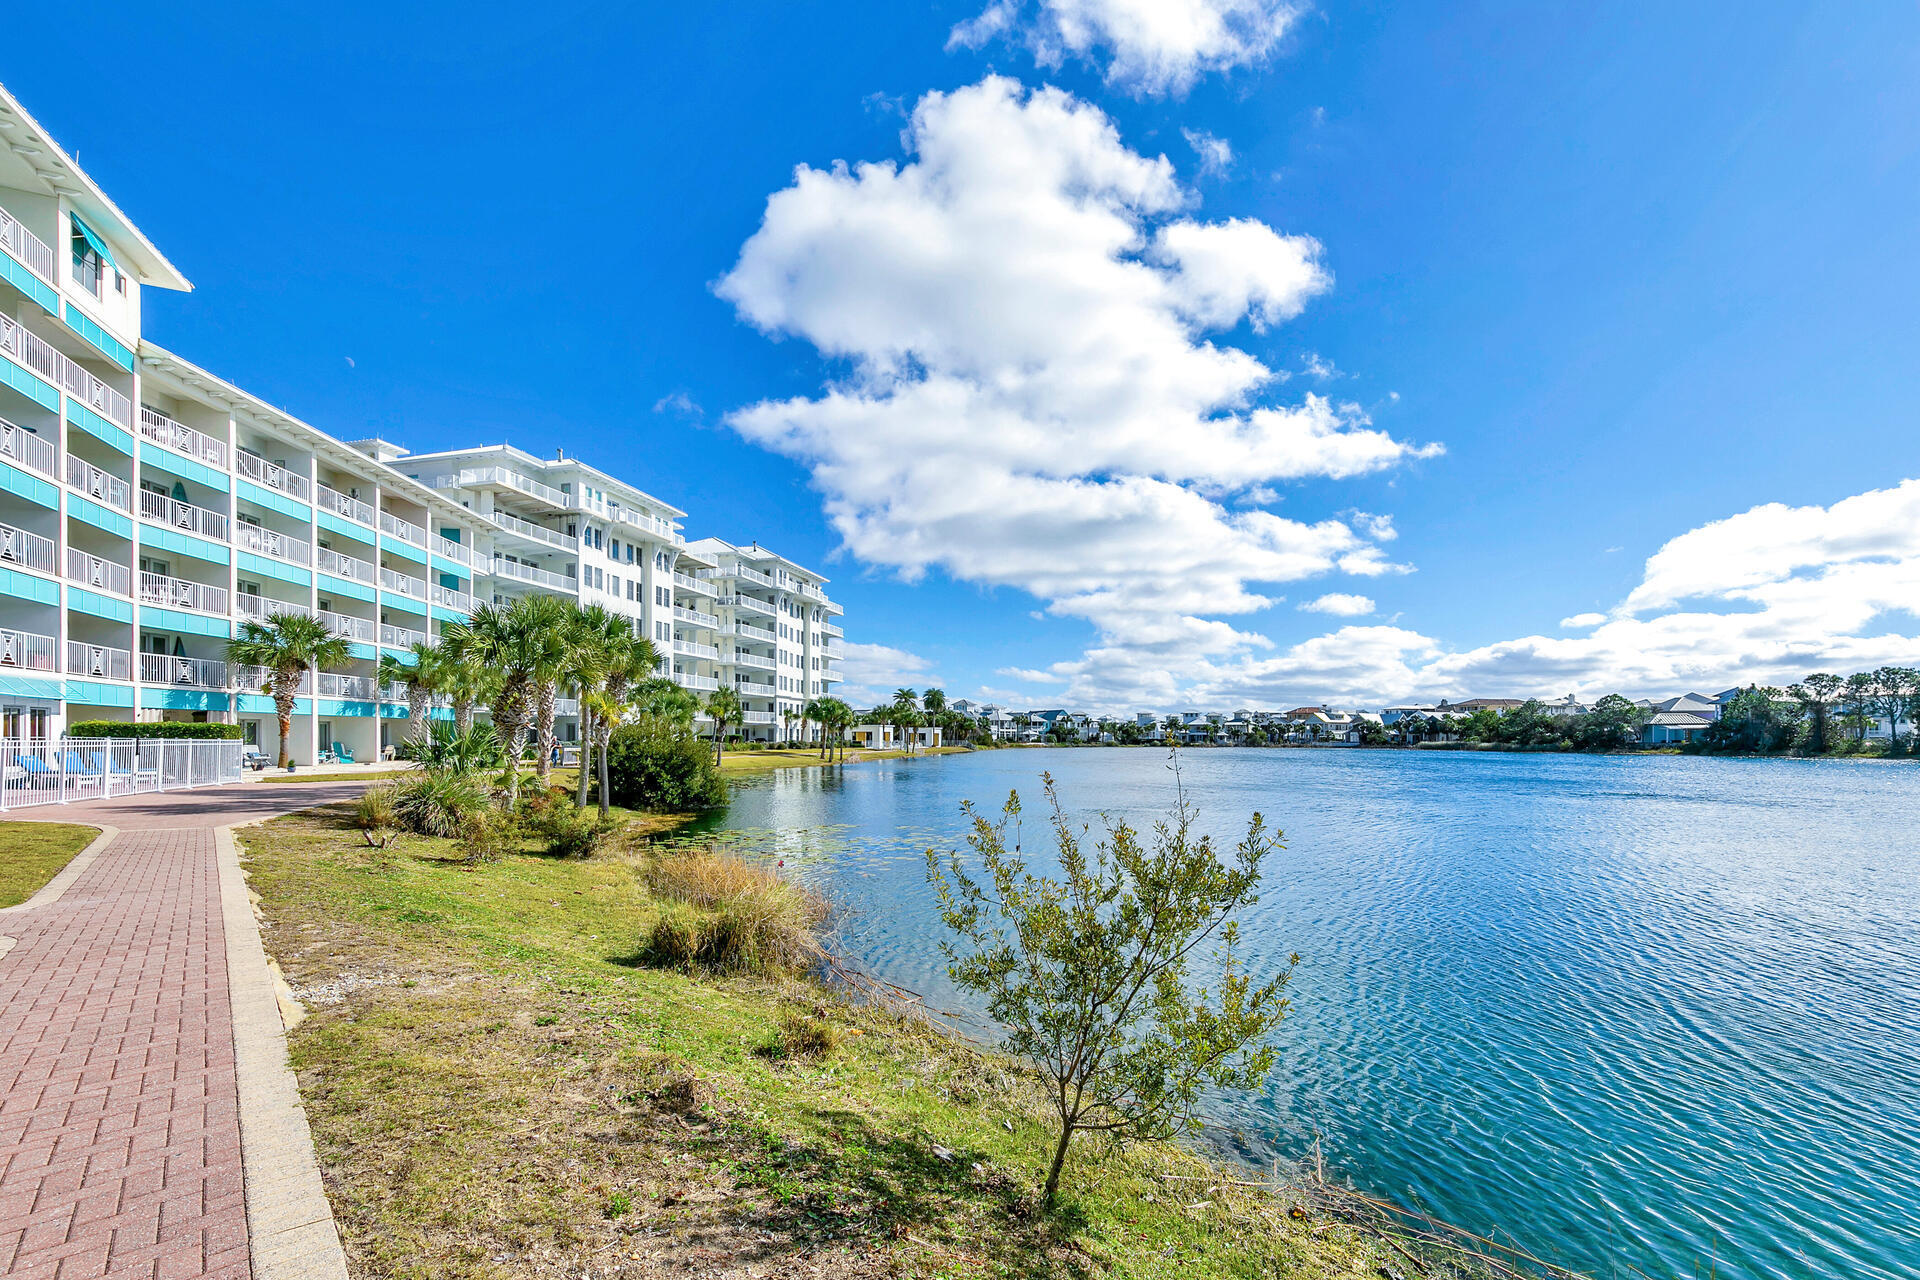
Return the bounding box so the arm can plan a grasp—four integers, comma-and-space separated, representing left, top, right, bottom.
641, 847, 829, 975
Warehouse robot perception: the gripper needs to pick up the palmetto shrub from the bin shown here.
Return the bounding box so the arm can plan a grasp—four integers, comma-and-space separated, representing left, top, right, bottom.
391, 771, 490, 839
407, 723, 504, 775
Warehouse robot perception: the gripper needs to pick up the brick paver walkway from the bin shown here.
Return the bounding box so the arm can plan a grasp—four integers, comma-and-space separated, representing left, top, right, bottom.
0, 783, 368, 1279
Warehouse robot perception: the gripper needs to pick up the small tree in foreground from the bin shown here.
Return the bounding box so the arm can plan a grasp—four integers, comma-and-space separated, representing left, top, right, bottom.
926, 763, 1295, 1210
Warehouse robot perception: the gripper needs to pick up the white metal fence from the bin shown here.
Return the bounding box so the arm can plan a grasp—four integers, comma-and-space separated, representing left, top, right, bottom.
0, 738, 245, 811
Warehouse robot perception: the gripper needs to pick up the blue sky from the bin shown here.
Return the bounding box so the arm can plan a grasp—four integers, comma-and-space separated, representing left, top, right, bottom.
11, 2, 1919, 709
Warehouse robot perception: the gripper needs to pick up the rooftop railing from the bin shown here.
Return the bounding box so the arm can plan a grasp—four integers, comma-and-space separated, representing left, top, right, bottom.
140, 571, 227, 615
0, 206, 56, 282
432, 466, 567, 508
67, 457, 130, 512
142, 489, 227, 540
139, 407, 226, 467
0, 521, 56, 574
0, 417, 56, 478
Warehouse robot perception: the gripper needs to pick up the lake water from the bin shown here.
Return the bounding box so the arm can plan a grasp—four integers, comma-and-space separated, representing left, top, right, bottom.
691, 748, 1920, 1279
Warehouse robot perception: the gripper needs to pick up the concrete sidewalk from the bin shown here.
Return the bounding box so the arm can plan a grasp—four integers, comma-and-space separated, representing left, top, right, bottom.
0, 782, 369, 1278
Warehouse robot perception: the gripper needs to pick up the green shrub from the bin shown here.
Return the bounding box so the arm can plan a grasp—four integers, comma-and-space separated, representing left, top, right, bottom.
392, 772, 489, 838
525, 794, 622, 858
456, 810, 513, 864
67, 721, 245, 740
406, 724, 502, 774
353, 785, 400, 847
761, 1010, 842, 1061
604, 722, 729, 812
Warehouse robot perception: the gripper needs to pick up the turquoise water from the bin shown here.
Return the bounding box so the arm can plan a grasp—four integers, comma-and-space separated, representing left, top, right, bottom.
694, 748, 1920, 1279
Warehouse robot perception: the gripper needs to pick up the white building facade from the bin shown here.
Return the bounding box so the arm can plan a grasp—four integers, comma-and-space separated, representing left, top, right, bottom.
0, 84, 842, 758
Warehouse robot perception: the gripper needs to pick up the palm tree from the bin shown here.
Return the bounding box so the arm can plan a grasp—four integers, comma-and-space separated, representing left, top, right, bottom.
922, 688, 947, 749
227, 613, 351, 768
440, 647, 492, 735
519, 596, 577, 785
442, 597, 557, 805
705, 685, 743, 764
891, 688, 919, 752
820, 696, 854, 761
376, 639, 445, 749
805, 697, 830, 759
587, 626, 659, 817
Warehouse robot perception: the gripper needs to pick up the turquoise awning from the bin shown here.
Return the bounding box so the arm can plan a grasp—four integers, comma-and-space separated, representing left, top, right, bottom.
69, 213, 119, 270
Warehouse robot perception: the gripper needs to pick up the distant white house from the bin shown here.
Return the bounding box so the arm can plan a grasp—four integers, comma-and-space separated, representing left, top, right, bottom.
849, 722, 943, 750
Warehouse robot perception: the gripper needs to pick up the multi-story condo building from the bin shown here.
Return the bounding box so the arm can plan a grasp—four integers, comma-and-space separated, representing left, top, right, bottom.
0, 83, 841, 758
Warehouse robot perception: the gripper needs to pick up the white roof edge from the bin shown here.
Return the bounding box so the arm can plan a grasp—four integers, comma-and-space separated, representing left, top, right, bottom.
685, 535, 830, 586
402, 442, 689, 521
0, 81, 192, 292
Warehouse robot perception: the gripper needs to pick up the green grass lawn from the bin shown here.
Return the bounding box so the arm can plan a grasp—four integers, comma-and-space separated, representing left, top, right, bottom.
0, 823, 99, 908
239, 803, 1440, 1280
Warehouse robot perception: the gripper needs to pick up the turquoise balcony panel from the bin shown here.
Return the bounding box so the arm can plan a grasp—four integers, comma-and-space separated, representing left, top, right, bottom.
0, 565, 59, 605
141, 688, 230, 711
138, 523, 230, 566
66, 679, 136, 708
66, 402, 134, 455
317, 573, 375, 603
0, 673, 62, 699
347, 642, 377, 661
68, 494, 133, 538
139, 605, 230, 639
0, 252, 58, 314
236, 693, 312, 716
429, 554, 470, 582
68, 586, 132, 622
237, 478, 312, 522
0, 354, 59, 412
380, 535, 428, 566
317, 509, 375, 542
236, 551, 311, 588
431, 605, 468, 625
138, 442, 230, 492
61, 302, 135, 371
0, 460, 58, 508
317, 698, 376, 718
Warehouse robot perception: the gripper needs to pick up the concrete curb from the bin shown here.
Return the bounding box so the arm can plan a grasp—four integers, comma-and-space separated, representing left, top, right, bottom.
0, 823, 120, 916
216, 822, 351, 1280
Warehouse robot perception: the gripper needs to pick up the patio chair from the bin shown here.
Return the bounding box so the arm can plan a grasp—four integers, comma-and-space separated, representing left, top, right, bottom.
62, 750, 104, 793
333, 742, 355, 764
17, 753, 55, 791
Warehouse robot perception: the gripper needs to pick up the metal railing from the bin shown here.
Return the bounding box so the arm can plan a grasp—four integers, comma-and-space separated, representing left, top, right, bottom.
379, 622, 425, 649
139, 652, 228, 689
379, 510, 427, 546
0, 739, 245, 811
431, 466, 567, 507
0, 627, 57, 671
490, 557, 573, 590
379, 566, 426, 599
65, 547, 130, 596
234, 522, 310, 565
0, 520, 56, 574
0, 417, 56, 477
0, 311, 61, 385
317, 610, 376, 642
142, 489, 228, 540
138, 407, 227, 467
65, 640, 131, 681
230, 665, 314, 694
728, 651, 776, 671
674, 571, 717, 596
0, 206, 56, 281
316, 546, 375, 583
61, 358, 133, 429
674, 639, 719, 660
67, 456, 131, 511
429, 584, 474, 613
235, 450, 311, 500
489, 509, 571, 550
432, 534, 473, 565
673, 672, 719, 692
315, 482, 376, 525
140, 571, 228, 615
235, 595, 314, 622
317, 673, 377, 700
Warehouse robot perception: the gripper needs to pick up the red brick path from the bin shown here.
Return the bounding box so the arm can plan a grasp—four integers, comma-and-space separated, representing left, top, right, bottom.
0, 784, 367, 1278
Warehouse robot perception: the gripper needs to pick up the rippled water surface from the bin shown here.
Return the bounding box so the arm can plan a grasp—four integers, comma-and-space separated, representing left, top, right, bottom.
691, 748, 1920, 1278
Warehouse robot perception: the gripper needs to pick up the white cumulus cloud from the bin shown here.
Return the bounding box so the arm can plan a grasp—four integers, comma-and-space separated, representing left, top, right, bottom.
1560, 613, 1606, 629
837, 641, 942, 708
1300, 593, 1375, 616
950, 0, 1304, 97
1182, 127, 1233, 177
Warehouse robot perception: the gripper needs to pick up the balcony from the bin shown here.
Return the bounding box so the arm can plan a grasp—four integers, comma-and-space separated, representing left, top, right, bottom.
139, 652, 227, 689
490, 557, 573, 591
673, 639, 719, 660
315, 482, 375, 525
379, 510, 428, 547
379, 566, 427, 600
61, 360, 132, 429
65, 548, 130, 596
380, 622, 426, 649
729, 651, 776, 672
736, 679, 775, 697
0, 521, 56, 574
315, 546, 376, 583
554, 697, 580, 717
429, 584, 474, 613
235, 595, 313, 623
488, 509, 571, 550
742, 710, 779, 726
143, 490, 229, 541
431, 466, 567, 509
432, 535, 473, 566
231, 665, 313, 695
673, 605, 718, 627
673, 671, 719, 693
65, 640, 131, 682
718, 594, 776, 618
0, 312, 60, 387
138, 407, 226, 467
703, 564, 775, 589
730, 619, 776, 643
0, 627, 56, 672
234, 522, 310, 565
0, 417, 55, 478
0, 206, 55, 282
235, 451, 311, 501
797, 583, 826, 602
67, 457, 131, 512
317, 673, 378, 700
673, 571, 717, 597
822, 622, 844, 639
318, 610, 376, 643
141, 571, 227, 615
610, 506, 679, 542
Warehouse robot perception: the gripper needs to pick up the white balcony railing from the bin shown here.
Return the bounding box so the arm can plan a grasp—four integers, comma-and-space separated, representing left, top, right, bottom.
797, 583, 825, 602
138, 407, 226, 467
673, 571, 717, 597
0, 206, 56, 282
429, 584, 474, 613
67, 456, 131, 512
822, 622, 844, 639
554, 697, 580, 717
610, 506, 679, 542
379, 623, 425, 649
235, 594, 314, 623
317, 673, 378, 700
432, 535, 473, 566
231, 665, 314, 695
705, 563, 775, 589
0, 311, 62, 386
235, 450, 311, 501
139, 652, 227, 689
315, 482, 376, 525
673, 639, 719, 660
490, 557, 573, 591
742, 710, 779, 725
736, 679, 776, 696
673, 672, 719, 692
234, 522, 310, 565
140, 571, 227, 615
0, 417, 55, 478
0, 627, 57, 672
488, 509, 571, 550
318, 610, 376, 642
61, 358, 133, 429
0, 521, 56, 574
718, 594, 776, 617
143, 489, 229, 540
379, 566, 427, 600
65, 640, 130, 682
730, 619, 776, 643
379, 510, 428, 547
729, 651, 776, 672
65, 547, 130, 596
673, 605, 719, 627
315, 546, 375, 583
431, 466, 567, 508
